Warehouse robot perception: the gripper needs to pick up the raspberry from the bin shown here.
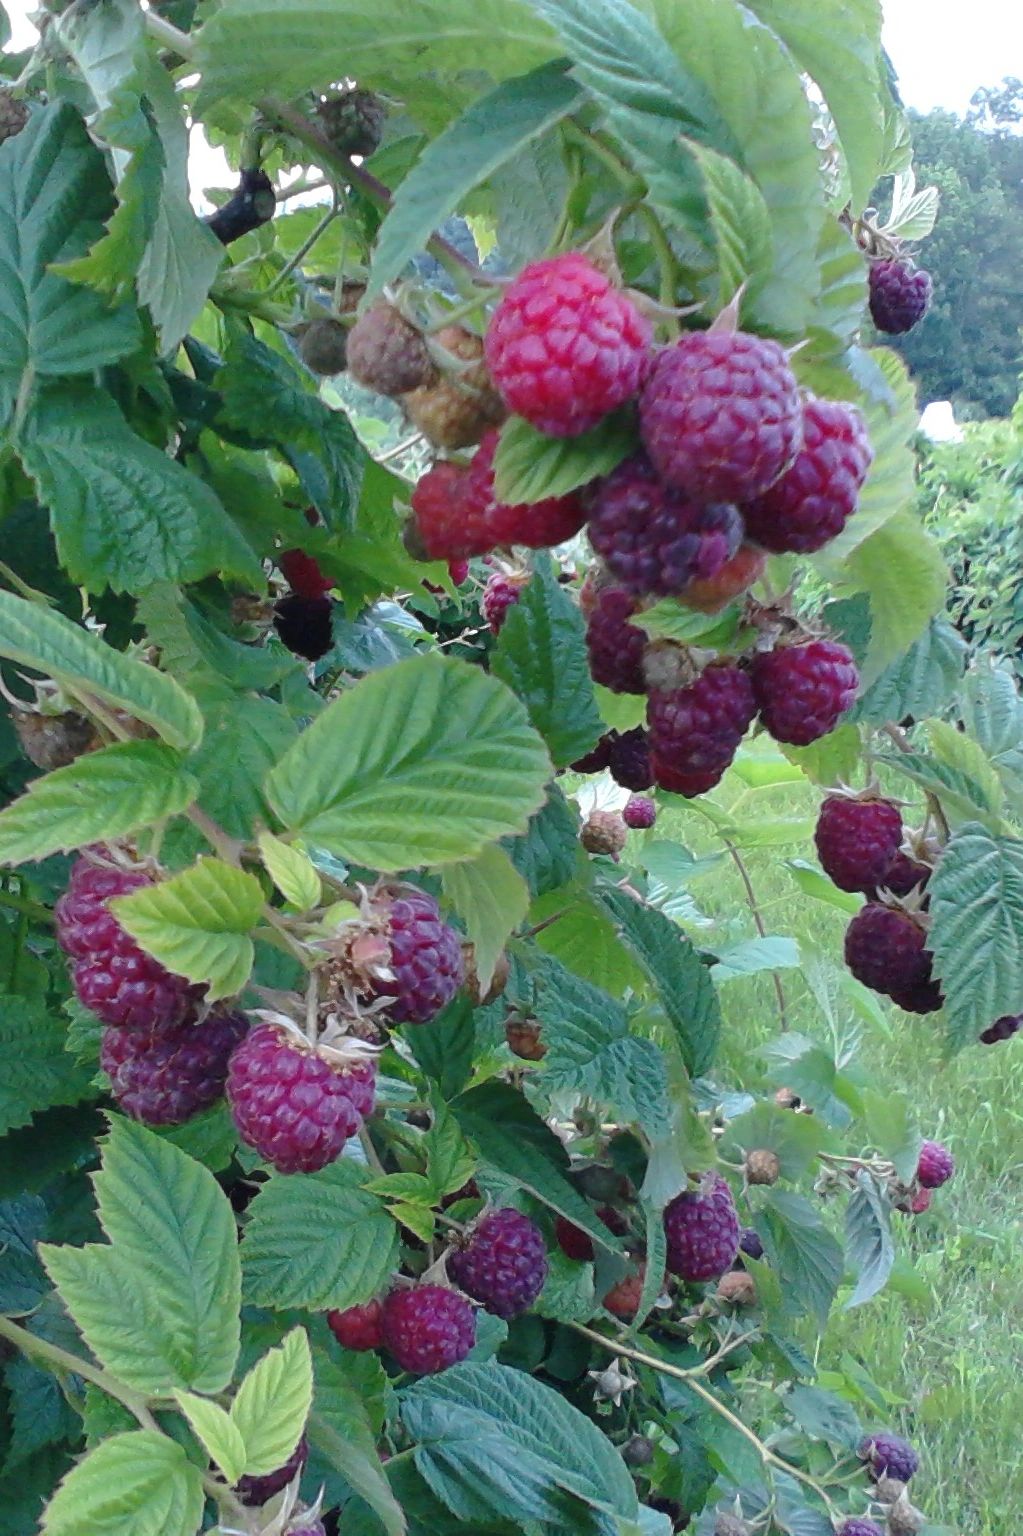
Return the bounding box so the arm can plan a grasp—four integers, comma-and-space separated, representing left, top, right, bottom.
751, 639, 858, 745
0, 90, 28, 144
640, 331, 802, 502
407, 460, 493, 561
374, 889, 464, 1024
327, 1298, 384, 1351
298, 317, 349, 377
741, 398, 873, 554
279, 548, 332, 599
484, 253, 651, 437
225, 1025, 373, 1174
844, 904, 940, 1008
289, 1524, 326, 1536
586, 454, 742, 596
608, 727, 653, 791
980, 1014, 1022, 1045
868, 260, 932, 335
739, 1227, 763, 1260
745, 1149, 780, 1185
505, 1017, 546, 1061
555, 1215, 595, 1262
581, 809, 627, 856
859, 1432, 919, 1483
836, 1522, 883, 1536
916, 1139, 954, 1188
482, 572, 525, 634
879, 851, 931, 898
448, 558, 469, 585
664, 1175, 740, 1281
648, 665, 756, 797
101, 1010, 248, 1127
680, 544, 766, 613
273, 594, 334, 661
602, 1263, 647, 1320
585, 587, 648, 694
464, 430, 586, 549
13, 707, 99, 770
571, 733, 614, 773
909, 1187, 931, 1214
717, 1270, 756, 1306
814, 795, 904, 893
316, 85, 386, 157
401, 326, 504, 450
449, 1207, 548, 1318
381, 1284, 476, 1373
56, 857, 204, 1032
622, 1435, 655, 1467
623, 795, 657, 829
347, 304, 436, 397
236, 1433, 308, 1506
888, 978, 944, 1015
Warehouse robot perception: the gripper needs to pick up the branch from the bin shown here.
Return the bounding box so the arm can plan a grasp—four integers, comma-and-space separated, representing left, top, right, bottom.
0, 1314, 159, 1433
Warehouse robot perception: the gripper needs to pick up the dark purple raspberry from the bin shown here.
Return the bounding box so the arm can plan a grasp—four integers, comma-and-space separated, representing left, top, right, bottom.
484, 253, 651, 437
55, 856, 204, 1032
980, 1014, 1022, 1045
859, 1431, 919, 1483
751, 639, 858, 745
878, 850, 931, 898
741, 397, 873, 554
375, 889, 464, 1024
225, 1025, 373, 1174
917, 1139, 954, 1189
381, 1284, 476, 1374
555, 1215, 596, 1262
836, 1522, 883, 1536
586, 454, 742, 596
664, 1174, 740, 1281
101, 1010, 248, 1127
236, 1432, 308, 1506
888, 978, 944, 1015
482, 572, 524, 634
608, 726, 653, 791
868, 260, 932, 335
739, 1227, 763, 1260
844, 904, 940, 1009
814, 795, 904, 893
571, 732, 614, 774
274, 593, 334, 661
585, 586, 648, 694
623, 795, 657, 829
449, 1207, 548, 1319
327, 1298, 384, 1351
648, 665, 756, 797
640, 330, 802, 502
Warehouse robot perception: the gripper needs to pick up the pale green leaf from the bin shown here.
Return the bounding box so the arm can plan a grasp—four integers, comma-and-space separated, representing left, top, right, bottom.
926, 721, 1003, 816
929, 824, 1023, 1050
41, 1430, 204, 1536
780, 724, 861, 788
112, 857, 265, 999
258, 831, 322, 911
839, 512, 948, 685
172, 1392, 247, 1484
442, 844, 529, 994
686, 140, 773, 315
712, 935, 800, 982
785, 859, 862, 914
492, 410, 635, 504
231, 1328, 313, 1477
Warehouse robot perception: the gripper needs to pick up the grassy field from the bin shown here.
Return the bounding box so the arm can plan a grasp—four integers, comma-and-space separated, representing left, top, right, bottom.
651, 766, 1023, 1534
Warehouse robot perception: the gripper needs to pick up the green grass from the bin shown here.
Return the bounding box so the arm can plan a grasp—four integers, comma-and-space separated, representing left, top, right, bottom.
651, 769, 1023, 1533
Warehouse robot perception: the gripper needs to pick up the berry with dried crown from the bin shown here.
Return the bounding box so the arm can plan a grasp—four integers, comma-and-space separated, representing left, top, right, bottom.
814, 795, 904, 893
581, 810, 627, 856
484, 253, 651, 436
741, 397, 873, 554
464, 430, 587, 549
236, 1434, 308, 1506
916, 1139, 954, 1189
373, 889, 464, 1024
745, 1149, 780, 1185
402, 326, 504, 450
316, 85, 386, 157
717, 1270, 756, 1306
450, 1207, 548, 1318
381, 1284, 476, 1374
327, 1298, 385, 1351
664, 1175, 740, 1281
844, 904, 941, 1011
101, 1010, 248, 1126
623, 795, 657, 829
585, 586, 648, 694
859, 1432, 919, 1483
751, 639, 858, 745
0, 90, 28, 144
347, 304, 436, 397
505, 1016, 546, 1061
608, 727, 653, 791
648, 665, 756, 797
13, 708, 99, 771
680, 544, 766, 613
868, 259, 932, 335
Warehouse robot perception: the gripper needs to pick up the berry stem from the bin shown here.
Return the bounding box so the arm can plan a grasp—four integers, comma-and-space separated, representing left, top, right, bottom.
0, 1314, 159, 1433
722, 839, 789, 1032
882, 723, 951, 840
358, 1125, 387, 1176
266, 197, 339, 296
0, 882, 52, 925
560, 120, 646, 199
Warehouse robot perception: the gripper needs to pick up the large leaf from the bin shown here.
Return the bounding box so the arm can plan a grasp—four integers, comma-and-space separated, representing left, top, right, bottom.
756, 1190, 843, 1329
929, 823, 1023, 1050
687, 140, 773, 316
502, 785, 581, 898
311, 1354, 406, 1536
850, 616, 967, 727
838, 512, 948, 686
265, 653, 551, 868
961, 662, 1023, 805
0, 742, 197, 866
41, 1430, 204, 1536
231, 1327, 313, 1477
491, 557, 603, 767
0, 590, 202, 751
112, 857, 265, 999
844, 1171, 895, 1309
0, 995, 95, 1136
879, 748, 1004, 832
442, 845, 530, 995
188, 685, 298, 842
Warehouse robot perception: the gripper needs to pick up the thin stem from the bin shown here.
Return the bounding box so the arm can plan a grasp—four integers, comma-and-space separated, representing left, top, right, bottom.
359, 1125, 386, 1175
561, 120, 645, 197
722, 839, 789, 1031
0, 1314, 158, 1432
185, 805, 245, 865
0, 886, 53, 925
304, 968, 319, 1045
0, 558, 53, 605
882, 722, 951, 840
266, 200, 338, 295
261, 906, 316, 970
636, 203, 679, 315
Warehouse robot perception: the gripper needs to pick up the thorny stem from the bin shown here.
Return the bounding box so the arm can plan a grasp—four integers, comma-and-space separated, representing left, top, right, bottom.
0, 1314, 159, 1433
722, 838, 789, 1032
882, 722, 951, 841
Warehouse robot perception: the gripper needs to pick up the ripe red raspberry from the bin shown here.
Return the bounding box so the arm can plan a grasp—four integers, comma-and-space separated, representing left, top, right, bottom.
482, 572, 525, 634
836, 1522, 883, 1536
235, 1432, 308, 1506
910, 1187, 932, 1214
225, 1025, 373, 1174
664, 1174, 740, 1281
464, 430, 586, 549
585, 586, 648, 694
571, 733, 614, 774
56, 857, 204, 1032
741, 397, 873, 554
327, 1297, 384, 1351
484, 253, 651, 437
274, 594, 334, 661
868, 260, 932, 335
640, 331, 802, 502
408, 460, 493, 561
843, 904, 940, 1009
623, 795, 656, 829
586, 454, 742, 596
347, 303, 436, 396
917, 1139, 954, 1188
448, 558, 469, 585
374, 889, 464, 1024
980, 1013, 1022, 1045
680, 543, 766, 613
751, 639, 858, 745
381, 1284, 476, 1373
449, 1207, 548, 1318
878, 850, 931, 898
279, 548, 332, 599
603, 1263, 647, 1320
608, 727, 653, 791
101, 1009, 247, 1127
648, 665, 756, 797
814, 795, 904, 893
859, 1432, 919, 1483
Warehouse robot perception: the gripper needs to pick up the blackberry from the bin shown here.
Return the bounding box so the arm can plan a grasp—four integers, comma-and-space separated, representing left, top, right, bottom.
680, 543, 766, 613
844, 903, 941, 1011
623, 795, 657, 829
739, 1227, 763, 1260
449, 1207, 548, 1318
482, 572, 526, 634
374, 889, 464, 1024
407, 460, 493, 561
464, 430, 586, 549
980, 1014, 1022, 1045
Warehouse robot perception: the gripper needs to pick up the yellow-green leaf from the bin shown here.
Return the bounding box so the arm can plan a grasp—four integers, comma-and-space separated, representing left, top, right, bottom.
231, 1327, 313, 1478
258, 830, 322, 910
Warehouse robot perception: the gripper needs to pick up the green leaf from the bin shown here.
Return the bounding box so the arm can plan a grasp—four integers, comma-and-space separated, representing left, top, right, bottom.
502, 785, 581, 898
0, 995, 96, 1136
3, 1354, 81, 1467
719, 1102, 831, 1180
784, 1383, 862, 1452
631, 600, 743, 650
265, 653, 551, 868
0, 742, 198, 866
259, 831, 322, 911
859, 1089, 921, 1183
804, 216, 868, 351
535, 1247, 597, 1323
368, 61, 580, 298
40, 1430, 204, 1536
929, 823, 1023, 1050
686, 140, 773, 315
961, 662, 1023, 802
780, 725, 861, 789
20, 382, 262, 595
785, 860, 862, 914
311, 1353, 406, 1536
491, 556, 603, 767
528, 888, 649, 997
189, 686, 299, 842
492, 411, 636, 505
0, 102, 139, 430
926, 720, 1004, 816
442, 845, 529, 995
838, 512, 948, 686
241, 1160, 400, 1311
172, 1392, 247, 1484
844, 1171, 895, 1309
712, 935, 800, 982
878, 748, 1003, 832
407, 996, 476, 1100
231, 1327, 313, 1477
112, 856, 265, 999
850, 617, 967, 727
0, 589, 202, 750
758, 1190, 843, 1330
